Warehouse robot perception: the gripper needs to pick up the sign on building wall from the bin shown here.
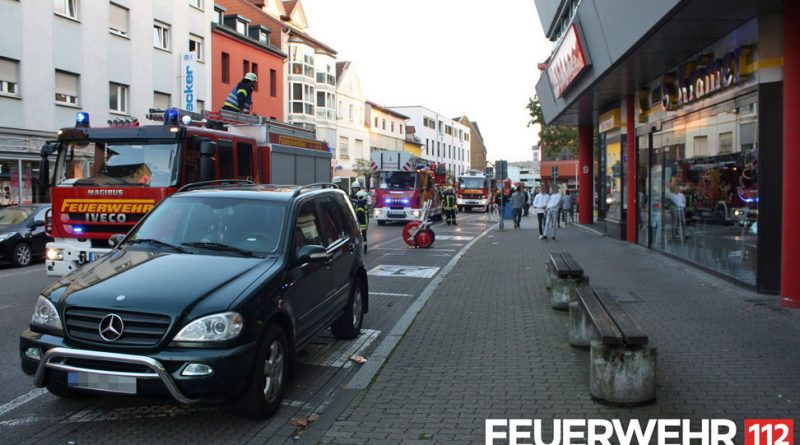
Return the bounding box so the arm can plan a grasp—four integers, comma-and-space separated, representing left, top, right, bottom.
547, 23, 592, 98
181, 52, 197, 112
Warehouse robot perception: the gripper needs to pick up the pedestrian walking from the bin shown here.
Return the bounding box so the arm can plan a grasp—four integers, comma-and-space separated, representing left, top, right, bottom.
222, 72, 257, 114
443, 187, 457, 226
511, 186, 526, 229
542, 185, 562, 240
523, 188, 532, 216
354, 190, 369, 253
494, 190, 508, 230
561, 190, 574, 225
532, 187, 548, 237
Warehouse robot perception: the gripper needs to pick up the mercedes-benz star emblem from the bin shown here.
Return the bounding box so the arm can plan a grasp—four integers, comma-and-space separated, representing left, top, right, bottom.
99, 314, 124, 342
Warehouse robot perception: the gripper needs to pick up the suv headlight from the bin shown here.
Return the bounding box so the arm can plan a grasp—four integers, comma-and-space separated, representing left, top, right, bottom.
173, 312, 243, 342
31, 295, 63, 332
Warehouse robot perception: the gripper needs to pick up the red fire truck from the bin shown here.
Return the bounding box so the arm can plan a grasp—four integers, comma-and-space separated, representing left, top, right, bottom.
39, 109, 331, 276
456, 170, 491, 212
369, 150, 445, 225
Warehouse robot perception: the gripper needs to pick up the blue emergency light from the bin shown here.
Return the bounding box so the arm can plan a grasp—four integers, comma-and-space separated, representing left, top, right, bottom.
73, 226, 84, 234
401, 198, 410, 205
75, 112, 90, 128
385, 198, 393, 205
163, 108, 180, 125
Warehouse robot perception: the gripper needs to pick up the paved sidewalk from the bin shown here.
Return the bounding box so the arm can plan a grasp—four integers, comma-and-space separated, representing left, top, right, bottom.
314, 214, 800, 444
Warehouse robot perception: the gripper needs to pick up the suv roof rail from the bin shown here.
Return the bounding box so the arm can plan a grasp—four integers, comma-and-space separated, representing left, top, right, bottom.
292, 182, 340, 198
178, 179, 255, 193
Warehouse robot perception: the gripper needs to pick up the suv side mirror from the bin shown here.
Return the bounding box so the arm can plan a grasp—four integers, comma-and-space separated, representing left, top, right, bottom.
108, 233, 126, 247
296, 245, 328, 263
29, 220, 45, 229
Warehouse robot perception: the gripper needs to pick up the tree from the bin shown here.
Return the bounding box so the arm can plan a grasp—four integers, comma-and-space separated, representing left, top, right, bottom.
352, 158, 371, 179
527, 96, 578, 160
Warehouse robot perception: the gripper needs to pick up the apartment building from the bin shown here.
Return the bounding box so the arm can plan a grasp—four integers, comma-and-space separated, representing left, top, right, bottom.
389, 106, 470, 177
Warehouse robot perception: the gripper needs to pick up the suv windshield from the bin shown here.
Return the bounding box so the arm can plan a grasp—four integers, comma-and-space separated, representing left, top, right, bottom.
54, 141, 179, 187
130, 197, 285, 255
379, 172, 416, 190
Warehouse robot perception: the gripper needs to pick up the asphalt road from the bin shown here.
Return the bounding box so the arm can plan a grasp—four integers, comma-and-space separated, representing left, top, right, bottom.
0, 210, 494, 444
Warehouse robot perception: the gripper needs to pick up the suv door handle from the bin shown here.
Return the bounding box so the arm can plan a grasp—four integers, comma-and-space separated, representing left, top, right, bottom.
348, 243, 356, 252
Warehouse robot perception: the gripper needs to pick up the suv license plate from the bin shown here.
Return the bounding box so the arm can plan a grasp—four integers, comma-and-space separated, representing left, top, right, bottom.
388, 211, 404, 216
67, 371, 137, 394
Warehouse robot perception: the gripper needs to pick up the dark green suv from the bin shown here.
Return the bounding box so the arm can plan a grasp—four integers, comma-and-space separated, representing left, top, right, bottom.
20, 183, 368, 418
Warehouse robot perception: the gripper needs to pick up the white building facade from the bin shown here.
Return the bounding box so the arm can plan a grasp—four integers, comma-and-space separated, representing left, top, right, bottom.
366, 102, 407, 153
0, 0, 212, 205
389, 106, 470, 177
334, 61, 368, 177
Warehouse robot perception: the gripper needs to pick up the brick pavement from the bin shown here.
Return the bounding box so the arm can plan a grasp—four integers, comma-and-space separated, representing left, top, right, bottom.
314, 215, 800, 444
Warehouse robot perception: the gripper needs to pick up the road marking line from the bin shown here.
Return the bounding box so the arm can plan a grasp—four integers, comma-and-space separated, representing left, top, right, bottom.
0, 268, 44, 279
0, 388, 48, 418
370, 292, 413, 297
370, 247, 456, 252
0, 414, 47, 427
433, 235, 475, 241
367, 265, 440, 278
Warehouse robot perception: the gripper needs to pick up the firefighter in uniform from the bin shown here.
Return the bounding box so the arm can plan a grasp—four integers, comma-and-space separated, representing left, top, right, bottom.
222, 72, 257, 113
355, 190, 369, 253
443, 186, 457, 226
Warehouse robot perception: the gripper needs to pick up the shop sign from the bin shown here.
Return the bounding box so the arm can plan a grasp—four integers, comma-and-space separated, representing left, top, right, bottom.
661, 46, 753, 111
547, 23, 591, 98
181, 52, 197, 112
598, 108, 621, 133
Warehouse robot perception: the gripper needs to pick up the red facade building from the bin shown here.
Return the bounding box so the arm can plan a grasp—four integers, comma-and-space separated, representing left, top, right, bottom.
211, 2, 285, 120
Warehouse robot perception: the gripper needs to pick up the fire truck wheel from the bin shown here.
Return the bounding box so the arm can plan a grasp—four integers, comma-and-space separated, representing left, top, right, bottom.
377, 220, 386, 226
12, 242, 32, 267
416, 229, 435, 248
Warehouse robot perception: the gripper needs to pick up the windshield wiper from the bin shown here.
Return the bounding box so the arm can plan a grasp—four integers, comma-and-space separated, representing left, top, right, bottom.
127, 238, 189, 253
181, 241, 257, 257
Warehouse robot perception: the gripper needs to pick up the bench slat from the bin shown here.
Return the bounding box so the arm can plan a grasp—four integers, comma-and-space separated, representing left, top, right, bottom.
560, 252, 584, 278
549, 253, 571, 278
594, 289, 649, 346
574, 286, 623, 346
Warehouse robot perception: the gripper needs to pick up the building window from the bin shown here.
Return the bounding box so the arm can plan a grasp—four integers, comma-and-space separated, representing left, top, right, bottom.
235, 19, 247, 35
348, 104, 353, 122
374, 117, 378, 127
188, 0, 203, 10
54, 0, 78, 20
258, 30, 269, 44
381, 119, 385, 130
243, 60, 250, 78
0, 58, 19, 96
196, 99, 205, 111
400, 124, 404, 134
289, 46, 314, 79
269, 69, 276, 97
109, 3, 129, 37
251, 63, 258, 92
154, 91, 170, 109
212, 6, 223, 24
55, 70, 79, 105
189, 34, 204, 62
290, 82, 314, 116
153, 21, 170, 50
339, 136, 349, 160
109, 82, 128, 113
221, 52, 229, 84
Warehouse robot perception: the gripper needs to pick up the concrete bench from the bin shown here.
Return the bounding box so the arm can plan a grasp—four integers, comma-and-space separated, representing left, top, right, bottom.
569, 286, 656, 405
546, 252, 588, 310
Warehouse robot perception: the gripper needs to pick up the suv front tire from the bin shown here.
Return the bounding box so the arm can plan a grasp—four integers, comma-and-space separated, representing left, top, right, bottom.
331, 277, 365, 339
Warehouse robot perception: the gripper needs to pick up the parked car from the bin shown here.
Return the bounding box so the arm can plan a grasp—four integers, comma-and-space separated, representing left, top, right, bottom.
20, 183, 368, 418
0, 204, 51, 267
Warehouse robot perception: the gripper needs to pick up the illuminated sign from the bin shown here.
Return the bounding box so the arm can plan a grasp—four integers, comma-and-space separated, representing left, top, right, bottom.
547, 23, 591, 98
598, 108, 621, 133
269, 134, 328, 152
662, 46, 753, 111
61, 199, 156, 223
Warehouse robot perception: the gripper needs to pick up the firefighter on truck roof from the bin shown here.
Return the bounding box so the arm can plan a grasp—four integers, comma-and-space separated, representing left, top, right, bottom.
222, 72, 257, 114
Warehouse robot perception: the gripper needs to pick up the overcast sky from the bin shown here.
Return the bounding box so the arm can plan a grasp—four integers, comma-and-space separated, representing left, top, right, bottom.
302, 0, 553, 163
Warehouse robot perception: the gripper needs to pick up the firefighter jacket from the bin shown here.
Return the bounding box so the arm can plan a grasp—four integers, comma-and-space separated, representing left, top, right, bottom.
222, 81, 253, 113
355, 199, 369, 230
443, 194, 456, 211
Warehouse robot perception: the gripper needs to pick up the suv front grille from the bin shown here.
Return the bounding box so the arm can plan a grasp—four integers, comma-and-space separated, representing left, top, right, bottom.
65, 308, 171, 346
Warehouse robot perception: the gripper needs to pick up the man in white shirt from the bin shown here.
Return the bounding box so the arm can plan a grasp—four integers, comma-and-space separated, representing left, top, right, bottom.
542, 185, 562, 240
532, 188, 547, 238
